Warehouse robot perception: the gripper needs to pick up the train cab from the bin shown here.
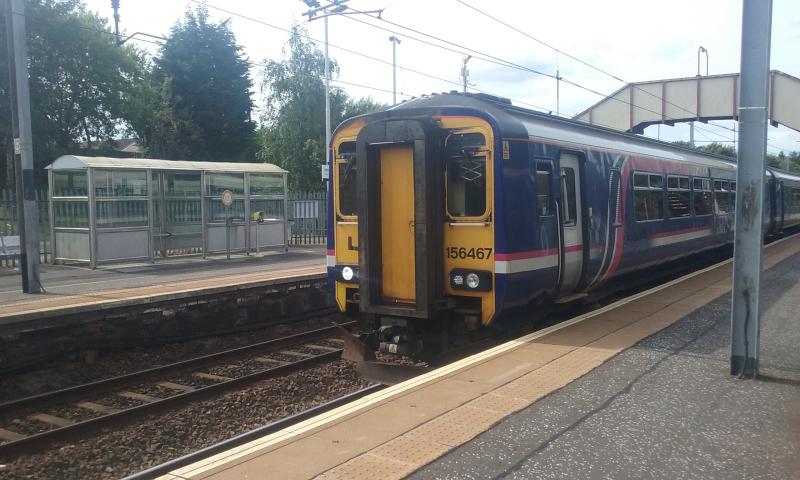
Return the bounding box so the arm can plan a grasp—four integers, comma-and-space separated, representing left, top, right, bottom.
328, 104, 499, 356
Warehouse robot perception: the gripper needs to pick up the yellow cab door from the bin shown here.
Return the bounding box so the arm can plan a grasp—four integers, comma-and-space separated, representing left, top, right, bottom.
379, 145, 416, 304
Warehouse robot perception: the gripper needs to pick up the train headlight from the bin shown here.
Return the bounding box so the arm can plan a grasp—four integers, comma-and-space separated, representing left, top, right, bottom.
341, 266, 355, 281
449, 269, 491, 292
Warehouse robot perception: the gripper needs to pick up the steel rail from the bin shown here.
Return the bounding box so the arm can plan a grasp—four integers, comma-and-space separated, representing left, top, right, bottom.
0, 321, 355, 414
0, 348, 347, 457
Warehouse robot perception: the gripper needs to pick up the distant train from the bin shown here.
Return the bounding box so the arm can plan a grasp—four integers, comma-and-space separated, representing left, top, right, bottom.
326, 92, 800, 357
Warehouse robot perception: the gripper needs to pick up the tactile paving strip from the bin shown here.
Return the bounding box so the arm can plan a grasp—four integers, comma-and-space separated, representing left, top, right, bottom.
314, 237, 800, 480
166, 234, 800, 480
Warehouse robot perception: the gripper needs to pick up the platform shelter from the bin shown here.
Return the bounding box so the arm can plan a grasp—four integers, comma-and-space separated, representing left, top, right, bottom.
46, 156, 288, 267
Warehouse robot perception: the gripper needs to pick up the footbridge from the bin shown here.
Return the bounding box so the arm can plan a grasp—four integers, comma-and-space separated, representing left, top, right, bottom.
574, 70, 800, 135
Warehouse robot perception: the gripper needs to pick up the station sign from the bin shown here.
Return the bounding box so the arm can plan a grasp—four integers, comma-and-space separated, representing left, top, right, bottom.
220, 189, 234, 207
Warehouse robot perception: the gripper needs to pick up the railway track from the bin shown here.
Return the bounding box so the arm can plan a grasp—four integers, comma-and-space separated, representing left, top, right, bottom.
0, 322, 355, 457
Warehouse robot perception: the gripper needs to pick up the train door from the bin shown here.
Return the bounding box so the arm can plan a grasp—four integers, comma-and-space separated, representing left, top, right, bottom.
379, 145, 416, 304
558, 153, 584, 293
356, 118, 443, 320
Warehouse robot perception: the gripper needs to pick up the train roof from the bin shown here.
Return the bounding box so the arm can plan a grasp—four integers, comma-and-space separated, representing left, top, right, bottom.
390, 92, 738, 170
340, 91, 800, 181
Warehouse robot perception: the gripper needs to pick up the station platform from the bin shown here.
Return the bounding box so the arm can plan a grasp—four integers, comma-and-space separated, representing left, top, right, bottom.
0, 247, 325, 324
158, 233, 800, 480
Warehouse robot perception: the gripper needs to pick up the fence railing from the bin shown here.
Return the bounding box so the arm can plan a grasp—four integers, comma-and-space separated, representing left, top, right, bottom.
288, 191, 328, 246
1, 189, 51, 268
0, 189, 328, 268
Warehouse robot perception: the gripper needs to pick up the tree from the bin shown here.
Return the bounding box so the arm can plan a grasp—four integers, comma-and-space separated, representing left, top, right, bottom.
697, 142, 737, 158
0, 0, 150, 188
671, 141, 736, 158
257, 26, 386, 191
149, 7, 254, 161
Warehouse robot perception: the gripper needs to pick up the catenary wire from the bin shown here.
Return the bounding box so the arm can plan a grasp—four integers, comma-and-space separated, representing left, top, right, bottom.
452, 0, 793, 150
190, 0, 553, 112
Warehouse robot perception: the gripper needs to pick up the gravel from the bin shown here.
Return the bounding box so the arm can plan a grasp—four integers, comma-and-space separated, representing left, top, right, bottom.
2, 361, 371, 480
0, 314, 347, 403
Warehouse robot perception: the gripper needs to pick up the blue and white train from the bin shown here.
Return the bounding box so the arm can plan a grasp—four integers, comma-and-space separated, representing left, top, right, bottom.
326, 92, 800, 356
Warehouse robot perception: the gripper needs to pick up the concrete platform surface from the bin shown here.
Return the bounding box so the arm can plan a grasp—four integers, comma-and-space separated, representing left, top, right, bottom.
157, 234, 800, 480
411, 249, 800, 479
0, 247, 325, 320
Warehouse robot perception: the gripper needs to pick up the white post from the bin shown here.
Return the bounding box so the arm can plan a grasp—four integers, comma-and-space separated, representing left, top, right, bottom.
389, 36, 401, 105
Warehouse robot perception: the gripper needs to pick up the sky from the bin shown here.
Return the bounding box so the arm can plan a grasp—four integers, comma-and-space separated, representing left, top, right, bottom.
83, 0, 800, 153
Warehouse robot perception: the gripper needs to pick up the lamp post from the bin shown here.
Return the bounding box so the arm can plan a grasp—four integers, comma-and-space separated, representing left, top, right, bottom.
389, 35, 401, 105
300, 0, 383, 190
460, 55, 472, 92
697, 46, 708, 76
690, 46, 709, 147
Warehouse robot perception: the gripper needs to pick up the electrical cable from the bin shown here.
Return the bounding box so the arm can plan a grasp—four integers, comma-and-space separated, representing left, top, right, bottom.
191, 0, 553, 113
453, 0, 796, 152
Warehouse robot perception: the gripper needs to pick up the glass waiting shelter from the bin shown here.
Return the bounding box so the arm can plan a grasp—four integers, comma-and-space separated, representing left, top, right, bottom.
47, 155, 288, 268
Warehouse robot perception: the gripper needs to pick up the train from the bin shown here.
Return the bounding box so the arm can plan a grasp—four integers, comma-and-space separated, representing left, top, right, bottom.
326, 92, 800, 358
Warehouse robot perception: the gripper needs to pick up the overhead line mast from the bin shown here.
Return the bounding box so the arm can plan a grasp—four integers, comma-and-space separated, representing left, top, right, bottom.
5, 0, 42, 293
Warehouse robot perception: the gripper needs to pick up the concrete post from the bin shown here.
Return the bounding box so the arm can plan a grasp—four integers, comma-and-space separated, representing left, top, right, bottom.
8, 0, 42, 292
730, 0, 773, 377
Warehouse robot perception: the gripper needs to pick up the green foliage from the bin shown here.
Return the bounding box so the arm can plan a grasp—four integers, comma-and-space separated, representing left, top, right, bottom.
697, 142, 737, 158
672, 140, 800, 172
671, 141, 736, 158
0, 0, 150, 187
257, 26, 387, 191
766, 151, 800, 172
145, 6, 255, 161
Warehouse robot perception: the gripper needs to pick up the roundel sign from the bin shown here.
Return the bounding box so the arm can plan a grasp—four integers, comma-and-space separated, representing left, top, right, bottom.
220, 189, 234, 207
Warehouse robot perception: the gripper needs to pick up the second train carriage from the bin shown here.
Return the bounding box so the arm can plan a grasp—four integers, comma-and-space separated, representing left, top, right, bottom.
327, 92, 800, 357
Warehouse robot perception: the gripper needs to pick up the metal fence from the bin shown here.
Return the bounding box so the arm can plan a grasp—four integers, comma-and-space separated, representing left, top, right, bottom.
288, 191, 328, 246
0, 188, 327, 268
0, 189, 51, 268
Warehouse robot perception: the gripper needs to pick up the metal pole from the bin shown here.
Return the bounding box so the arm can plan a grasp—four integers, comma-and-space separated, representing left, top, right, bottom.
389, 36, 400, 105
556, 69, 560, 116
111, 0, 121, 45
392, 39, 396, 105
146, 169, 154, 263
8, 0, 42, 292
5, 0, 24, 285
226, 206, 231, 260
244, 173, 251, 255
730, 0, 772, 378
461, 55, 471, 93
324, 14, 331, 198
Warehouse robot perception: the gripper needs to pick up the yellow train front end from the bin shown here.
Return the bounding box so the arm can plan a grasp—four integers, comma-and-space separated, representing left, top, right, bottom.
329, 110, 495, 357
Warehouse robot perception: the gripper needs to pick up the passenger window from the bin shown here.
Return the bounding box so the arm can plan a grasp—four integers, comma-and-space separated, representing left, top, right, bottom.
667, 175, 691, 218
633, 172, 664, 221
561, 167, 577, 226
693, 178, 712, 216
714, 180, 730, 214
446, 133, 487, 218
786, 186, 800, 209
533, 161, 552, 216
336, 141, 357, 217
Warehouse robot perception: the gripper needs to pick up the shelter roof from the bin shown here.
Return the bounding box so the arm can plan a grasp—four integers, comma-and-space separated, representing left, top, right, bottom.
47, 155, 287, 174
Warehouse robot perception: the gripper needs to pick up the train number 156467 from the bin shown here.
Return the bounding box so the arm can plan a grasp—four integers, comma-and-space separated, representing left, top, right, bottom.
445, 247, 493, 260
